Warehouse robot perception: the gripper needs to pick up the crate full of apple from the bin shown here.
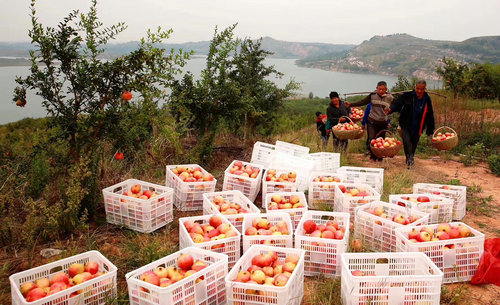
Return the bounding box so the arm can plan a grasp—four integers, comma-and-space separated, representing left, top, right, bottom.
261, 168, 298, 205
225, 245, 306, 305
10, 251, 117, 305
308, 171, 344, 209
413, 183, 466, 221
333, 182, 380, 221
337, 166, 384, 195
126, 247, 228, 305
202, 190, 261, 233
179, 215, 241, 268
354, 200, 429, 252
340, 252, 443, 305
102, 179, 174, 233
389, 194, 454, 224
294, 211, 350, 277
166, 164, 217, 211
395, 222, 485, 283
264, 192, 308, 230
242, 213, 293, 252
222, 160, 264, 202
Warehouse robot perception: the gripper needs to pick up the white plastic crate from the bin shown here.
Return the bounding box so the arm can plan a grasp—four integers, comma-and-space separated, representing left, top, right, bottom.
341, 252, 443, 305
413, 183, 467, 221
202, 190, 261, 233
307, 171, 344, 209
338, 166, 384, 195
102, 179, 174, 233
389, 194, 454, 224
225, 245, 306, 305
179, 215, 241, 268
275, 140, 310, 158
308, 152, 341, 173
166, 164, 217, 211
333, 182, 381, 221
294, 211, 350, 277
126, 246, 228, 305
395, 222, 485, 283
354, 201, 430, 252
222, 160, 264, 202
250, 141, 276, 168
10, 251, 117, 305
261, 168, 298, 205
264, 192, 308, 230
241, 213, 293, 252
268, 152, 315, 192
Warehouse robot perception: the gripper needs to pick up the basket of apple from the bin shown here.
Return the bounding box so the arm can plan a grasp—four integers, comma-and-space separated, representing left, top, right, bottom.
354, 201, 430, 252
369, 130, 402, 158
294, 211, 350, 277
222, 160, 264, 202
242, 213, 293, 252
432, 126, 458, 151
10, 251, 116, 305
349, 107, 364, 123
179, 215, 241, 268
264, 192, 308, 230
126, 247, 228, 305
394, 222, 485, 283
225, 245, 306, 305
308, 172, 344, 209
389, 194, 454, 224
332, 116, 362, 140
261, 168, 298, 205
202, 190, 261, 233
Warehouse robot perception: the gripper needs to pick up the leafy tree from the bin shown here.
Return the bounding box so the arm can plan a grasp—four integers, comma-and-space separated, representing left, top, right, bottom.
436, 57, 469, 97
391, 75, 417, 92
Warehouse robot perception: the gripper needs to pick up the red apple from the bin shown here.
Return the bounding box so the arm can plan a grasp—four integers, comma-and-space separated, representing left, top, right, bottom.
130, 184, 142, 194
68, 263, 84, 278
84, 261, 99, 275
25, 287, 47, 302
51, 272, 70, 285
417, 196, 430, 202
303, 220, 317, 234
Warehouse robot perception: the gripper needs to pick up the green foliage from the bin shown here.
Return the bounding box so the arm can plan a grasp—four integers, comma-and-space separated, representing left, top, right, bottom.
390, 75, 417, 92
488, 153, 500, 175
460, 143, 486, 166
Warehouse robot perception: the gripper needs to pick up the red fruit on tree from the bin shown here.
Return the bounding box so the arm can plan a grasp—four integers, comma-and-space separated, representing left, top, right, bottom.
122, 91, 133, 101
114, 152, 124, 160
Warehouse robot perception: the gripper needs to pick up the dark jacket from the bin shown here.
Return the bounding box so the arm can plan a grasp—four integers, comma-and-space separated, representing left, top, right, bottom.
390, 91, 435, 136
326, 101, 350, 130
316, 115, 327, 136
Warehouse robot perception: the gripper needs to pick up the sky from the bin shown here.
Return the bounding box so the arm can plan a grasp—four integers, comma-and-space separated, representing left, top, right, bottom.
0, 0, 499, 45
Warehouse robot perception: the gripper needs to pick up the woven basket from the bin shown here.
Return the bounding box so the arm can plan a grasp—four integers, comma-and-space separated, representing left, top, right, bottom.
349, 107, 364, 123
332, 116, 362, 140
354, 127, 365, 139
370, 130, 402, 158
432, 126, 458, 151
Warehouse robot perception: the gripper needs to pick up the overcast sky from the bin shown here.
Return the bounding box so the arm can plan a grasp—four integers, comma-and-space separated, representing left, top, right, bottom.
1, 0, 499, 45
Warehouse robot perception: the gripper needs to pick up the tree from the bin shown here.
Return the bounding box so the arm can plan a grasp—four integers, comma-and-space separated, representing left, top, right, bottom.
391, 75, 417, 92
436, 57, 469, 97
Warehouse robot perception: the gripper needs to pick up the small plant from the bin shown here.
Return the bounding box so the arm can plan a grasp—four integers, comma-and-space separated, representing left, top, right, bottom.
466, 184, 496, 216
440, 283, 470, 304
460, 143, 486, 166
487, 153, 500, 175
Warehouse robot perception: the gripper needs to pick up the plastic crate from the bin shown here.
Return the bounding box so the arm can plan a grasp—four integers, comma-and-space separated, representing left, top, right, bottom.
307, 171, 344, 209
225, 245, 306, 305
263, 192, 308, 230
126, 247, 228, 305
389, 194, 454, 224
222, 160, 264, 202
294, 211, 350, 277
341, 252, 443, 305
338, 166, 384, 195
250, 141, 276, 168
354, 201, 430, 252
102, 179, 174, 233
395, 222, 485, 283
10, 251, 117, 305
275, 140, 310, 158
202, 190, 261, 233
413, 183, 467, 221
333, 183, 381, 221
261, 168, 298, 206
166, 164, 217, 212
179, 215, 241, 268
268, 152, 315, 192
308, 152, 341, 173
241, 213, 293, 252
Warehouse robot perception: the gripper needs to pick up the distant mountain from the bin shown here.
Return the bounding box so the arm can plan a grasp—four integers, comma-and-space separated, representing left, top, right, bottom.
296, 34, 500, 79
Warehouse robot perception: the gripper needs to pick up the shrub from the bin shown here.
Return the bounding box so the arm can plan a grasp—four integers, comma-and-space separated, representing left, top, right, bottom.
488, 154, 500, 175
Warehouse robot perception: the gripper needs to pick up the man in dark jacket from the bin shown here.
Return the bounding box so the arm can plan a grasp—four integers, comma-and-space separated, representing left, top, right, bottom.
387, 80, 435, 168
325, 91, 350, 151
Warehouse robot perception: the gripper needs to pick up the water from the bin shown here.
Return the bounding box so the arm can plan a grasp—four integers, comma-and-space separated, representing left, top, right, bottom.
0, 58, 438, 125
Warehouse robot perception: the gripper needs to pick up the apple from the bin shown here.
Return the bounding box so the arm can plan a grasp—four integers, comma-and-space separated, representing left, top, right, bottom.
273, 274, 289, 287
35, 278, 50, 289
417, 231, 432, 242
373, 206, 385, 216
192, 260, 207, 272
417, 196, 430, 202
20, 282, 37, 297
437, 223, 451, 233
392, 214, 407, 225
130, 184, 142, 194
285, 254, 300, 265
334, 230, 345, 240
51, 272, 70, 285
457, 224, 471, 237
438, 232, 450, 240
351, 270, 365, 276
84, 261, 99, 275
321, 230, 334, 239
68, 263, 85, 278
351, 239, 363, 251
237, 270, 251, 282
250, 270, 266, 284
408, 228, 419, 240
25, 287, 47, 302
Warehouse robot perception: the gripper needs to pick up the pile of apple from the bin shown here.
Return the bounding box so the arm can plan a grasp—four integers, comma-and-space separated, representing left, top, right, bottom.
139, 253, 208, 288
395, 195, 439, 208
312, 175, 341, 184
171, 166, 214, 182
302, 219, 346, 240
184, 215, 238, 245
19, 261, 103, 302
338, 185, 370, 197
267, 194, 305, 210
122, 184, 158, 201
232, 252, 300, 289
333, 121, 361, 131
210, 195, 250, 215
245, 217, 290, 237
430, 185, 452, 195
370, 137, 401, 149
406, 223, 473, 243
349, 107, 364, 121
432, 132, 456, 142
366, 206, 420, 225
264, 169, 297, 183
228, 161, 260, 179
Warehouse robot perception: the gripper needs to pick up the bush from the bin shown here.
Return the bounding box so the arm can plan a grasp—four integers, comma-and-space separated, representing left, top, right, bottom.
488, 154, 500, 175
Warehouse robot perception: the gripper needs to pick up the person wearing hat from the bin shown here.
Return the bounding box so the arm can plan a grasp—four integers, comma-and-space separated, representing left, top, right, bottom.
325, 91, 350, 151
316, 111, 329, 147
